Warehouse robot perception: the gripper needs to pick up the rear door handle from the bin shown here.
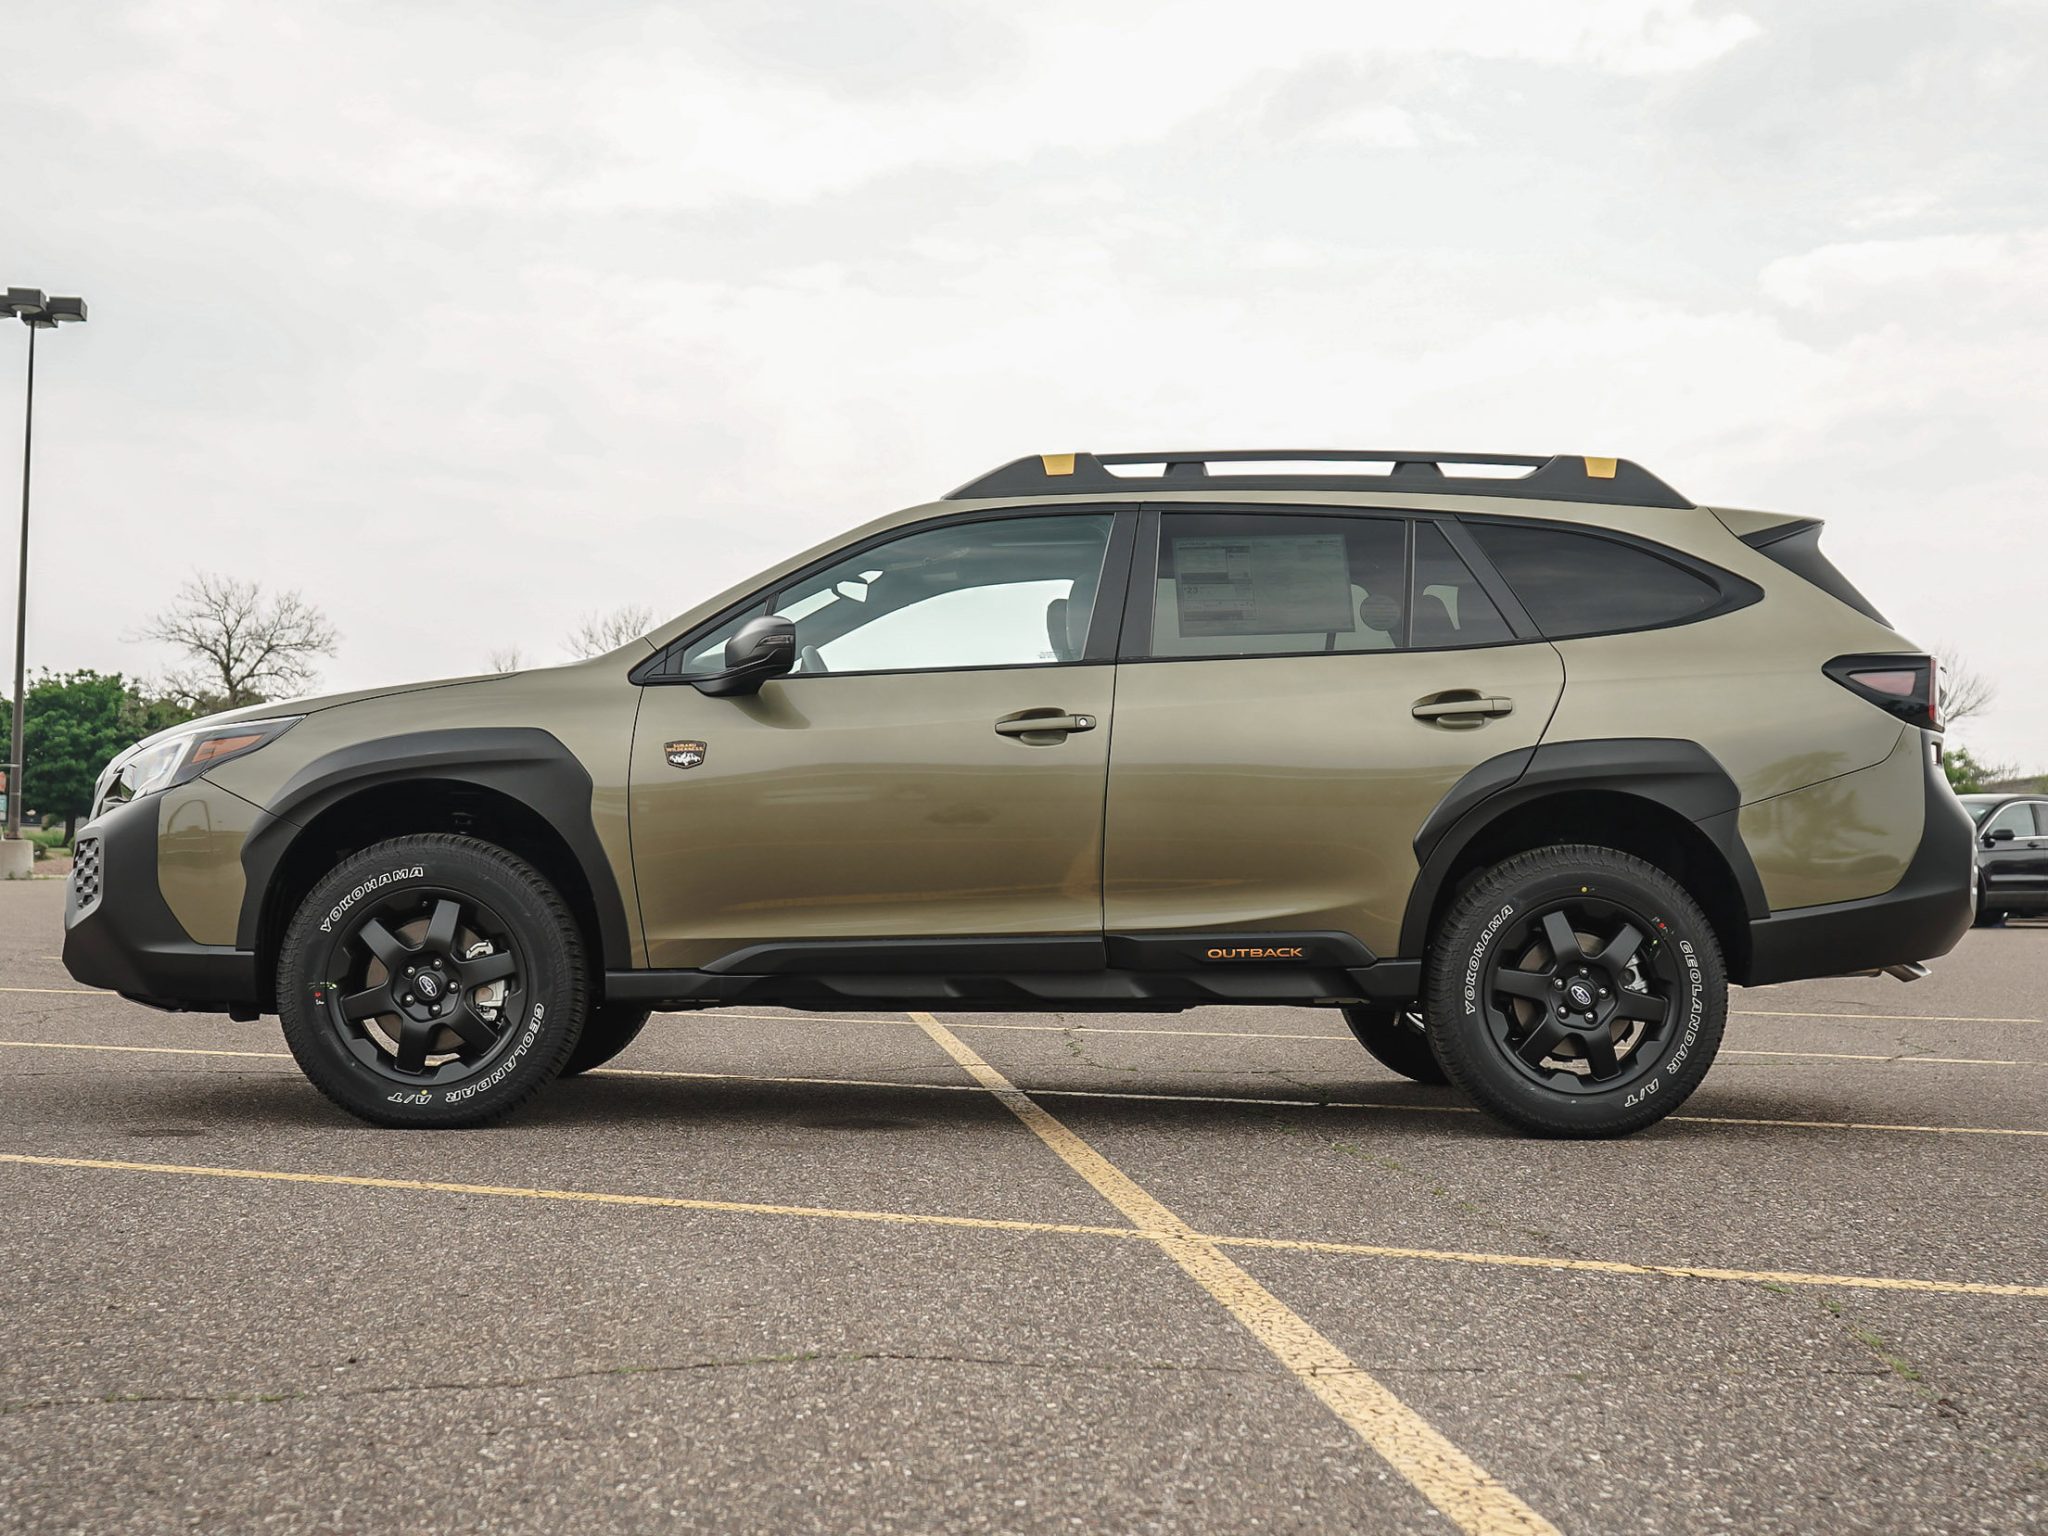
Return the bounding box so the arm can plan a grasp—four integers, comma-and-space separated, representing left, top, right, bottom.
1411, 694, 1515, 727
995, 711, 1096, 740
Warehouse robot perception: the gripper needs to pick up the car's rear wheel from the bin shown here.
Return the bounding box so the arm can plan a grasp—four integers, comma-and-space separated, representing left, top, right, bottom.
1340, 1004, 1448, 1084
1424, 844, 1725, 1138
277, 835, 588, 1127
560, 1004, 652, 1076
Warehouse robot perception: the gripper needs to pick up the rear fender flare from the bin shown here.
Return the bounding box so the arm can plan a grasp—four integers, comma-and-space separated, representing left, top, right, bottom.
1398, 737, 1769, 958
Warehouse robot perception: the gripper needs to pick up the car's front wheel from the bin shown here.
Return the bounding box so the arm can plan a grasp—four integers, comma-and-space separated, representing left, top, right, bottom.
276, 835, 589, 1127
1424, 844, 1726, 1138
1339, 1004, 1448, 1084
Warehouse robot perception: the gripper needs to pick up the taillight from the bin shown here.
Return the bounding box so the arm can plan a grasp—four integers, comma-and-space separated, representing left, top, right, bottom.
1824, 653, 1942, 729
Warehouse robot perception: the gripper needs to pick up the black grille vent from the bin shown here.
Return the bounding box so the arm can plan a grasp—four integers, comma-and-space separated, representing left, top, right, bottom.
70, 836, 102, 917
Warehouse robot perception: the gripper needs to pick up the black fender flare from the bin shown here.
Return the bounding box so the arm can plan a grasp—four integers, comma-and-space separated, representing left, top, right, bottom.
1397, 737, 1770, 957
236, 727, 633, 971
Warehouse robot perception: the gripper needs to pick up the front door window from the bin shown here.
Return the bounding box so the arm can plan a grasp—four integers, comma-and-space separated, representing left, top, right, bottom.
678, 514, 1114, 677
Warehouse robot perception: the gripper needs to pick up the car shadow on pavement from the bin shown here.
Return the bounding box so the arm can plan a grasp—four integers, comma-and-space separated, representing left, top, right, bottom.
52, 1062, 2006, 1147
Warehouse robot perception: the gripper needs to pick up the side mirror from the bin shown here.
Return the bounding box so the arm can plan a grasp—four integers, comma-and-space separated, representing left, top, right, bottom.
692, 615, 796, 698
1987, 826, 2016, 843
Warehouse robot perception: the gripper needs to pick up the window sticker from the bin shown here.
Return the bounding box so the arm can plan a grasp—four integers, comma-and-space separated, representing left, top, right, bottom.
1172, 534, 1355, 637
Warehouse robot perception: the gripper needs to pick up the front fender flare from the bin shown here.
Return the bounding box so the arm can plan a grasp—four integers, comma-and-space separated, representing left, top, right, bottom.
235, 727, 632, 970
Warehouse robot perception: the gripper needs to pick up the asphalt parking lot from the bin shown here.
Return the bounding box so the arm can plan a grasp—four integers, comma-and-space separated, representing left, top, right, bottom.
2, 876, 2042, 1535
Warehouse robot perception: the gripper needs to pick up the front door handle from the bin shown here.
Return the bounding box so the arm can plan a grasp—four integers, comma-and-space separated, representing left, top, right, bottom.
995, 710, 1097, 742
1411, 693, 1515, 728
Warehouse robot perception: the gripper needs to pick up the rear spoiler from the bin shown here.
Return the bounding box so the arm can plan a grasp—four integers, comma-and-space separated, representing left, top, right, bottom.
1710, 508, 1889, 625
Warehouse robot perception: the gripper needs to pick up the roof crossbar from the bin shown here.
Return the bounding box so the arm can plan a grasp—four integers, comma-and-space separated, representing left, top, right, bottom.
945, 450, 1691, 508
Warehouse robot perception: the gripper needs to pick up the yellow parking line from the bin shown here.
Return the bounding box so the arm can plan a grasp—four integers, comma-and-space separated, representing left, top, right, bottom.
6, 1039, 2047, 1137
1212, 1233, 2048, 1298
0, 1152, 1136, 1242
908, 1011, 1559, 1536
0, 1040, 286, 1060
1733, 1009, 2041, 1024
1724, 1049, 2043, 1068
4, 1150, 2042, 1304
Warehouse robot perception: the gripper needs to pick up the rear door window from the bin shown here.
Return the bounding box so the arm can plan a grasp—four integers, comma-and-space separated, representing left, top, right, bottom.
1466, 522, 1724, 638
1150, 512, 1407, 658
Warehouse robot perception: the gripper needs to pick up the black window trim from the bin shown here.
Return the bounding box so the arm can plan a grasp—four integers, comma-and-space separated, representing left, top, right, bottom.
1117, 502, 1545, 666
630, 503, 1140, 687
1452, 511, 1763, 643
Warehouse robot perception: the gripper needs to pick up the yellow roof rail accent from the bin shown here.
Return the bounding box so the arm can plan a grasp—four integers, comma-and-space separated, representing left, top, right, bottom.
1040, 452, 1077, 476
1584, 455, 1618, 479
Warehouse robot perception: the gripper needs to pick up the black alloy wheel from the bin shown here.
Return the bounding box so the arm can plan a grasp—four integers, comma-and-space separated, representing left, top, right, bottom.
319, 888, 527, 1083
1425, 844, 1726, 1137
278, 835, 588, 1127
1482, 898, 1674, 1096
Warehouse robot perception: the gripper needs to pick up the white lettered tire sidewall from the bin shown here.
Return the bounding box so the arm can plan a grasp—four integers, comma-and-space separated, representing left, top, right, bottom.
277, 835, 589, 1128
1425, 845, 1727, 1138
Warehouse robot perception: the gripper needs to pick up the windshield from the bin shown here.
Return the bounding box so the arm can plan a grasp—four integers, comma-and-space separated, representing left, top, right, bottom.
1959, 797, 1996, 825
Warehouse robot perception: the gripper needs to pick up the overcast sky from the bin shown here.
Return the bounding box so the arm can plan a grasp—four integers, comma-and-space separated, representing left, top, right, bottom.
5, 0, 2045, 764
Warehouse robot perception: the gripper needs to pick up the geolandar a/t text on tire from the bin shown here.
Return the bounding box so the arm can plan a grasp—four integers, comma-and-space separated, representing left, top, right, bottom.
65, 449, 1974, 1136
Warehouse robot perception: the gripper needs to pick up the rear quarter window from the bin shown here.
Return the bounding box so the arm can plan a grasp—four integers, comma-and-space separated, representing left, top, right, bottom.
1466, 522, 1732, 639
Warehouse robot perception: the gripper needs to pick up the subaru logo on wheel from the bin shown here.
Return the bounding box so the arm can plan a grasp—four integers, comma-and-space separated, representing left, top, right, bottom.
1566, 980, 1594, 1010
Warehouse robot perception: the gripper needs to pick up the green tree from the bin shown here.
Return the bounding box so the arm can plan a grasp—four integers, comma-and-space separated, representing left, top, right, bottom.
1942, 743, 2006, 795
1, 672, 132, 839
0, 673, 206, 840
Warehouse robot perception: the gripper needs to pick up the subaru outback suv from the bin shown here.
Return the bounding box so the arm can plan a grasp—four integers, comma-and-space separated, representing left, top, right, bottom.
66, 450, 1974, 1136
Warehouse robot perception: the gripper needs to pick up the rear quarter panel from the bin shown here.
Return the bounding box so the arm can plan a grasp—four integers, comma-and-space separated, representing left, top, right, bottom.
1526, 503, 1930, 909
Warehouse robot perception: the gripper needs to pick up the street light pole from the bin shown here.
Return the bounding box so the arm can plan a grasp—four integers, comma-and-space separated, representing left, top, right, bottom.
7, 324, 33, 844
3, 288, 86, 863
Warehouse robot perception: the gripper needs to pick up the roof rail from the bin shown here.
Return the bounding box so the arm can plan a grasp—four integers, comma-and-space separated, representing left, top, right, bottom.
945, 450, 1691, 509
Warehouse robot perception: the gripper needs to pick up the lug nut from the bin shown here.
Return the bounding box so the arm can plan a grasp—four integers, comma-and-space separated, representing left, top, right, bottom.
401, 993, 413, 1004
405, 965, 415, 976
1552, 978, 1563, 989
1599, 987, 1610, 998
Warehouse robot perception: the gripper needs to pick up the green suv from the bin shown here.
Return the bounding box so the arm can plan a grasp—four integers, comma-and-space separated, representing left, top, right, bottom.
65, 450, 1974, 1135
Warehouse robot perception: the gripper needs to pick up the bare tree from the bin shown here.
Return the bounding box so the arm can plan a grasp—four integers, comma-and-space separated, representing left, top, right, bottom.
487, 646, 525, 674
1934, 644, 1996, 725
566, 604, 655, 659
140, 573, 339, 710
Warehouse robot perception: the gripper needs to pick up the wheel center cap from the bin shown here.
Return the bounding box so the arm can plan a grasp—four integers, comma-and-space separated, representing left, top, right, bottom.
1564, 979, 1595, 1011
414, 971, 444, 1002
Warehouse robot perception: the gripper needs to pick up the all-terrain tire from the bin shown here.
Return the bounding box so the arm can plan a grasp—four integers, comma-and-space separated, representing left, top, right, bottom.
277, 835, 589, 1128
1340, 1005, 1449, 1084
559, 1004, 652, 1076
1424, 844, 1726, 1138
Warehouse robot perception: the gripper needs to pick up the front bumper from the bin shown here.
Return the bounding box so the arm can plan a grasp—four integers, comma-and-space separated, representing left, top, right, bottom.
62, 794, 259, 1013
1742, 731, 1974, 986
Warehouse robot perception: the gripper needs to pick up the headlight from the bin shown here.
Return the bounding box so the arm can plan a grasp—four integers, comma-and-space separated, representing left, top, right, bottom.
93, 716, 302, 817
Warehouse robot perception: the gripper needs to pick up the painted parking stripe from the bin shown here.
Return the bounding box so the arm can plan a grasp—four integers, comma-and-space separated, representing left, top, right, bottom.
5, 1039, 2047, 1137
3, 1150, 2042, 1304
0, 1152, 1137, 1241
906, 1012, 1559, 1536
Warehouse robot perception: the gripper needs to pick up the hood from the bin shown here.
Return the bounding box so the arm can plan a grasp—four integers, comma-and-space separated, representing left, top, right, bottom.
192, 673, 505, 729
